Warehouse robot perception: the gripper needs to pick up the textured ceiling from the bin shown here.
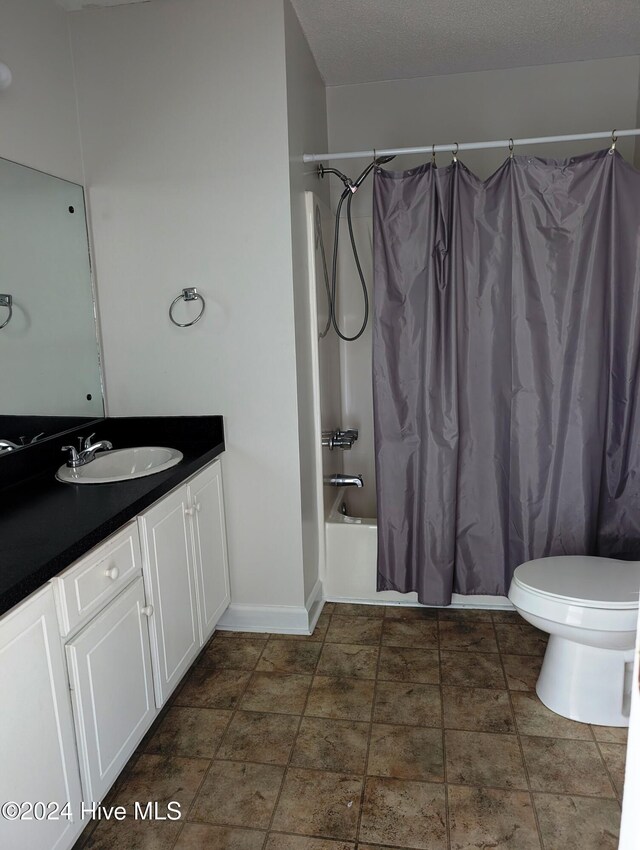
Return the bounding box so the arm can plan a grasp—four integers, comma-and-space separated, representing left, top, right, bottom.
289, 0, 640, 85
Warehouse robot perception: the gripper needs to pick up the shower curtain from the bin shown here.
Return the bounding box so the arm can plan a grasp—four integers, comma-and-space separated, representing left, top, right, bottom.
373, 148, 640, 606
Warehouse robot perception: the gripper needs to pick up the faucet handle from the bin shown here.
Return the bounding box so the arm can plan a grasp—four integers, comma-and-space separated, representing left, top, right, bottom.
61, 445, 80, 466
83, 433, 96, 451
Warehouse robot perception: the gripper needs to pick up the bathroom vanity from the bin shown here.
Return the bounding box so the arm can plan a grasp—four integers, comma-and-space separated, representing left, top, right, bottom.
0, 415, 228, 850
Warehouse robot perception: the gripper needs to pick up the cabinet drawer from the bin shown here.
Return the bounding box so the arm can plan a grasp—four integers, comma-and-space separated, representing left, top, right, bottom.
53, 523, 142, 636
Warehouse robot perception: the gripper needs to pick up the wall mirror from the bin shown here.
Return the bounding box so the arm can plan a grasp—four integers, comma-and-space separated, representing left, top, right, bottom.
0, 157, 104, 455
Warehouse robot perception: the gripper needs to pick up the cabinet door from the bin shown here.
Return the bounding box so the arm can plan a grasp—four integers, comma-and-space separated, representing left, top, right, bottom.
188, 460, 231, 644
66, 577, 156, 804
0, 586, 83, 850
138, 485, 200, 706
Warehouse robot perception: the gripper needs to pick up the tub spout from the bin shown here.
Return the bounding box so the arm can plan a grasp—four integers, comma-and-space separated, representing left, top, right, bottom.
324, 473, 364, 488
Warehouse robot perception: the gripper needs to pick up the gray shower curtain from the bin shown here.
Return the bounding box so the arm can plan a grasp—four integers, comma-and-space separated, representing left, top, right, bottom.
373, 149, 640, 606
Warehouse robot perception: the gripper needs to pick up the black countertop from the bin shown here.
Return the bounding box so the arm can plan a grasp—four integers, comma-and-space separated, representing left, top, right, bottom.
0, 416, 224, 617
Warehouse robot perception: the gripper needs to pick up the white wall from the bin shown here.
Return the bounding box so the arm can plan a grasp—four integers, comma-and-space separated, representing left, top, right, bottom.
0, 0, 83, 183
283, 0, 329, 603
326, 55, 640, 517
69, 0, 308, 611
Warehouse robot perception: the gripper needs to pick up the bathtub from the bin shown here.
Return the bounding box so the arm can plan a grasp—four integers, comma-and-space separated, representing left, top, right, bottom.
323, 491, 512, 609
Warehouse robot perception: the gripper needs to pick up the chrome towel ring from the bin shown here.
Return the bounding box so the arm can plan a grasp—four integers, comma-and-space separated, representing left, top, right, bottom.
169, 287, 205, 327
0, 294, 12, 330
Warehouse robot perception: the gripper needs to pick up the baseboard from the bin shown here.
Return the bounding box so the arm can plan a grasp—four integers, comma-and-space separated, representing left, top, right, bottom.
216, 581, 326, 635
217, 602, 312, 635
323, 593, 514, 611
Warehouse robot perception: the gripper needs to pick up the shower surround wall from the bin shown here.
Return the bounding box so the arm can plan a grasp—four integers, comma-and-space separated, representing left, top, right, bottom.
326, 55, 640, 521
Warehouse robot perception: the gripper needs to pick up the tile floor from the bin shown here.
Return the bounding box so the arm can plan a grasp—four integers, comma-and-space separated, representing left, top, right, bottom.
76, 603, 626, 850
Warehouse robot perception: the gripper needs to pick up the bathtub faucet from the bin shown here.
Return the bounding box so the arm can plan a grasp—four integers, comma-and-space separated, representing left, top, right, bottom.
322, 429, 359, 451
324, 473, 364, 488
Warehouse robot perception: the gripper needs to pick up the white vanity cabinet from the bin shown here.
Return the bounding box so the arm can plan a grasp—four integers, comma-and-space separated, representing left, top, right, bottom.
138, 459, 230, 706
54, 523, 156, 806
0, 585, 83, 850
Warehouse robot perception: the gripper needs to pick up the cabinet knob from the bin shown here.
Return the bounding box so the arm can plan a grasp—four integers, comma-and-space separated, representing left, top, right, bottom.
104, 566, 120, 581
141, 605, 154, 618
185, 506, 195, 516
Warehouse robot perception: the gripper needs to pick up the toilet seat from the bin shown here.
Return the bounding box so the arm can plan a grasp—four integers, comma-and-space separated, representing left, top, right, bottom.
512, 555, 640, 610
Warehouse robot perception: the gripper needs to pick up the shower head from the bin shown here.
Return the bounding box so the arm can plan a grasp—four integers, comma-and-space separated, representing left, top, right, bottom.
352, 155, 396, 189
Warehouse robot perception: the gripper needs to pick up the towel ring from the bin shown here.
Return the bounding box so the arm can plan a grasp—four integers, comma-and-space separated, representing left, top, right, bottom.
169, 287, 205, 327
0, 294, 12, 330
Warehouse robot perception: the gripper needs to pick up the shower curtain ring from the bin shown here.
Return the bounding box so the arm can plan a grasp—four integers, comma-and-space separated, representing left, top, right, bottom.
509, 138, 514, 159
431, 144, 436, 167
610, 129, 617, 154
452, 142, 459, 164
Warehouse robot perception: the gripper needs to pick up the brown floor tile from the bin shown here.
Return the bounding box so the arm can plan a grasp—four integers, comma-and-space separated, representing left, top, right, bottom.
377, 646, 440, 684
279, 613, 331, 641
445, 730, 528, 790
521, 736, 615, 797
381, 619, 438, 648
333, 603, 386, 618
367, 723, 444, 782
533, 793, 621, 850
325, 616, 383, 645
240, 672, 311, 714
144, 706, 231, 758
317, 643, 379, 679
592, 724, 628, 744
217, 710, 299, 765
501, 654, 542, 691
495, 624, 547, 656
174, 668, 250, 710
305, 676, 375, 721
448, 785, 541, 850
440, 650, 505, 689
265, 836, 355, 850
491, 610, 522, 623
291, 716, 369, 773
174, 823, 266, 850
598, 742, 626, 797
374, 681, 441, 727
359, 776, 447, 850
114, 754, 209, 810
443, 686, 514, 733
438, 621, 498, 653
256, 640, 322, 674
511, 692, 592, 739
83, 815, 182, 849
272, 768, 362, 840
191, 760, 284, 828
438, 607, 493, 622
200, 638, 267, 671
384, 605, 438, 620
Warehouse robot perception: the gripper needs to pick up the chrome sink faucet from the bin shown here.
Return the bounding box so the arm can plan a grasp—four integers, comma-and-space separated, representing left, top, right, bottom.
62, 433, 113, 468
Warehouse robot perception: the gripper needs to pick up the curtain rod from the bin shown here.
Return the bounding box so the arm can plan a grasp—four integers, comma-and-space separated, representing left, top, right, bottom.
302, 128, 640, 164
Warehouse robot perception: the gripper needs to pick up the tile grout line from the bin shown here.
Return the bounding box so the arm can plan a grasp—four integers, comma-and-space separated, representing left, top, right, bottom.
493, 612, 546, 850
170, 633, 271, 850
353, 603, 386, 847
436, 613, 452, 850
259, 601, 335, 848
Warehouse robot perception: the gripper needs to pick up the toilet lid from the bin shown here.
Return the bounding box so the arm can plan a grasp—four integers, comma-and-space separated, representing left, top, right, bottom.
513, 556, 640, 609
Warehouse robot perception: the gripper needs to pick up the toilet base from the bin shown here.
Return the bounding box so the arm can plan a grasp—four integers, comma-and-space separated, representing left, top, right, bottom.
536, 635, 634, 727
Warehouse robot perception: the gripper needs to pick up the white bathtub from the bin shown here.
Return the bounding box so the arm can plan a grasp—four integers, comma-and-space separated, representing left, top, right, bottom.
323, 491, 512, 609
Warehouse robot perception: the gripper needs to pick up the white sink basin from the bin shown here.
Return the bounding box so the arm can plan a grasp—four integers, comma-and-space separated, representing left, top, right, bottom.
56, 446, 183, 484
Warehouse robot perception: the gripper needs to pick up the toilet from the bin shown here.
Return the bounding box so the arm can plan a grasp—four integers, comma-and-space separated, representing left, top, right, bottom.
508, 555, 640, 727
